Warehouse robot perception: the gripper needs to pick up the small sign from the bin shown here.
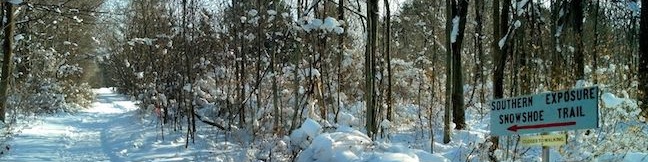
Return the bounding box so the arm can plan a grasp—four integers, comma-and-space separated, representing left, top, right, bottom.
490, 86, 599, 136
520, 134, 567, 147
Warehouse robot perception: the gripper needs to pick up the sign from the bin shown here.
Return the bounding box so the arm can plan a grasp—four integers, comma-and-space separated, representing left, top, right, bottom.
490, 86, 599, 136
520, 134, 567, 147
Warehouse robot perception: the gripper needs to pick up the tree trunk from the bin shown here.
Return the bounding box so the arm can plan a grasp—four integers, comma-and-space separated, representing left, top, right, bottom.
238, 1, 247, 128
450, 0, 469, 130
516, 0, 530, 95
0, 2, 15, 123
551, 0, 566, 90
271, 2, 281, 135
365, 0, 378, 139
592, 0, 600, 84
572, 0, 584, 82
474, 0, 485, 108
335, 0, 344, 123
639, 0, 648, 118
384, 0, 393, 122
490, 0, 509, 160
443, 0, 452, 144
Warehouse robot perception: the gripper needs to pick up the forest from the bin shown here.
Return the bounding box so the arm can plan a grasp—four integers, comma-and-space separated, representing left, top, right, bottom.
0, 0, 645, 161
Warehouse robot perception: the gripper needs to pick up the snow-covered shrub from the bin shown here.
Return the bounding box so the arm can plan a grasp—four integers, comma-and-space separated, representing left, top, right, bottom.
296, 126, 371, 162
12, 78, 67, 114
290, 118, 322, 152
60, 81, 95, 108
295, 123, 449, 162
559, 90, 648, 161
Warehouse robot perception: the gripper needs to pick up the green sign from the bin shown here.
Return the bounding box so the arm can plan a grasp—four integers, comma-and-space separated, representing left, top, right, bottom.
490, 86, 599, 136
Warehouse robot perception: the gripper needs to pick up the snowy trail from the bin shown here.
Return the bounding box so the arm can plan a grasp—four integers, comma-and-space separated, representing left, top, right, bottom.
1, 88, 211, 161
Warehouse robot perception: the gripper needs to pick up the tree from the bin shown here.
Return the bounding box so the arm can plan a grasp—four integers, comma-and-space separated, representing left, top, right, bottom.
335, 0, 344, 122
592, 0, 600, 84
450, 0, 469, 130
572, 0, 584, 81
366, 0, 378, 139
443, 0, 452, 144
473, 0, 486, 107
640, 0, 648, 118
0, 2, 16, 122
489, 0, 511, 159
384, 0, 393, 122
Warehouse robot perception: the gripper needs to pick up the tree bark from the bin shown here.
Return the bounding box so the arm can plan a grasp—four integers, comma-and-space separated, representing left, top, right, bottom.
384, 0, 393, 122
572, 0, 584, 82
639, 0, 648, 118
450, 0, 468, 130
237, 0, 247, 128
490, 0, 509, 160
0, 2, 15, 123
365, 0, 378, 138
474, 0, 485, 107
516, 0, 529, 95
443, 0, 452, 144
335, 0, 344, 123
592, 0, 600, 84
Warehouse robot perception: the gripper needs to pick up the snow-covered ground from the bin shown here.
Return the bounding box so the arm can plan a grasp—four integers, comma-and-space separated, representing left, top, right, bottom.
0, 88, 647, 162
1, 88, 214, 161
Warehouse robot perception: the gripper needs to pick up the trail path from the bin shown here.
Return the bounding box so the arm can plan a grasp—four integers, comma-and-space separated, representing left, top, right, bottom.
1, 88, 210, 161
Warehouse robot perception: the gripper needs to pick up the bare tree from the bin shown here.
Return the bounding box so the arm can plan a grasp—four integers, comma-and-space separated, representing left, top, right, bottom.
640, 0, 648, 118
572, 0, 584, 81
366, 0, 378, 138
450, 0, 469, 130
489, 0, 511, 160
443, 0, 452, 144
0, 2, 16, 123
335, 0, 344, 122
384, 0, 393, 122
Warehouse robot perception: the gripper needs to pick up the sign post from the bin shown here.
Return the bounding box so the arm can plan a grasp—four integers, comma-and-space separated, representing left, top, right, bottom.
490, 86, 599, 161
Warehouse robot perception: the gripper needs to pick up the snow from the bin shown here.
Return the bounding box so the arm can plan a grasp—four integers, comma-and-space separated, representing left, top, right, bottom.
267, 10, 277, 15
516, 0, 530, 16
295, 124, 449, 162
6, 0, 22, 5
301, 118, 322, 138
130, 38, 156, 46
290, 118, 322, 150
628, 1, 640, 13
622, 152, 648, 162
13, 34, 24, 42
244, 33, 256, 41
301, 17, 344, 34
498, 34, 508, 49
240, 16, 247, 23
124, 59, 130, 68
601, 91, 641, 118
73, 16, 83, 23
1, 88, 215, 161
450, 16, 459, 43
1, 82, 645, 162
602, 92, 623, 108
247, 9, 258, 17
555, 25, 563, 37
322, 17, 344, 34
301, 18, 322, 32
337, 111, 356, 126
135, 72, 144, 79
